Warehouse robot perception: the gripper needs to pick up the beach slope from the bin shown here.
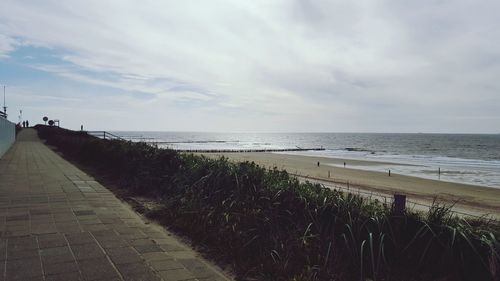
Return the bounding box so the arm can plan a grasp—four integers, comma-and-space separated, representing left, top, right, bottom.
200, 152, 500, 218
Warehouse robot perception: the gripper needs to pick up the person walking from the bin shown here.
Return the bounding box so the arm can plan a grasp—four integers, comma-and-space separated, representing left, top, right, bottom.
22, 121, 26, 128
26, 120, 29, 127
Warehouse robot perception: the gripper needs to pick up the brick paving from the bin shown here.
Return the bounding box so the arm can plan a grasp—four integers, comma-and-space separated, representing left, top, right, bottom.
0, 129, 231, 281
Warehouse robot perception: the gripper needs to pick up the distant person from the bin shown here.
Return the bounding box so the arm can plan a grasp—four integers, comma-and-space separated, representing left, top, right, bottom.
81, 125, 83, 131
22, 121, 25, 128
343, 162, 346, 168
26, 120, 29, 127
317, 161, 320, 167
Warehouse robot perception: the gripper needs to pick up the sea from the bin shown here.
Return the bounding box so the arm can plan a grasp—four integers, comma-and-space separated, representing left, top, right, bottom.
112, 132, 500, 188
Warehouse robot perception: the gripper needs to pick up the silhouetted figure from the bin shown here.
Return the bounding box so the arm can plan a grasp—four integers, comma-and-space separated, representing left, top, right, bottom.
81, 125, 83, 131
343, 162, 346, 167
317, 161, 320, 167
22, 121, 26, 128
26, 120, 29, 127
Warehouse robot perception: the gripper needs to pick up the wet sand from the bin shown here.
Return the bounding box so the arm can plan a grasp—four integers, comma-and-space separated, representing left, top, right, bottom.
199, 152, 500, 218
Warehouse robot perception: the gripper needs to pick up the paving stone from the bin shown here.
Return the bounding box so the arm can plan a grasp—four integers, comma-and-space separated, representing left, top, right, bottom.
78, 257, 120, 280
65, 232, 95, 245
40, 246, 76, 264
56, 225, 82, 233
41, 246, 71, 256
134, 244, 163, 254
44, 272, 83, 281
7, 236, 37, 250
157, 268, 196, 281
37, 233, 68, 249
130, 238, 157, 246
31, 224, 58, 234
197, 277, 231, 281
97, 238, 129, 249
3, 230, 30, 238
0, 239, 6, 261
81, 224, 108, 232
178, 258, 206, 270
71, 243, 105, 260
189, 266, 220, 279
123, 271, 162, 281
5, 257, 43, 280
78, 218, 100, 225
54, 215, 77, 222
43, 260, 80, 275
166, 251, 197, 259
141, 252, 173, 262
115, 262, 152, 276
106, 247, 143, 264
158, 243, 187, 252
148, 260, 184, 271
91, 229, 118, 240
6, 214, 29, 221
7, 248, 39, 260
74, 210, 96, 216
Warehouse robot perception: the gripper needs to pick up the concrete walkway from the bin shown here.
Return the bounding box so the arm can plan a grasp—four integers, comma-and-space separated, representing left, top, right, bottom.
0, 129, 231, 281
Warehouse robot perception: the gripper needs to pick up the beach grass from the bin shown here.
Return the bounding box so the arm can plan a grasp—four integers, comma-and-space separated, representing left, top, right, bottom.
36, 125, 500, 281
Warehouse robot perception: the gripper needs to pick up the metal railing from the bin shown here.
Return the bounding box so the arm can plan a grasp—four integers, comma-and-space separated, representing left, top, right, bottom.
87, 131, 126, 141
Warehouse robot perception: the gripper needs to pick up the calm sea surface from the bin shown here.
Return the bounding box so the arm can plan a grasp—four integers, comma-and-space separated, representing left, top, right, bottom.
112, 132, 500, 188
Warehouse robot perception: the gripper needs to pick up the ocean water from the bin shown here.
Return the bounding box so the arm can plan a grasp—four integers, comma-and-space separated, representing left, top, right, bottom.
112, 132, 500, 188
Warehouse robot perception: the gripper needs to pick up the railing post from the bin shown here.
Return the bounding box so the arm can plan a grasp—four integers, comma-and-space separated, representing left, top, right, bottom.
393, 194, 406, 215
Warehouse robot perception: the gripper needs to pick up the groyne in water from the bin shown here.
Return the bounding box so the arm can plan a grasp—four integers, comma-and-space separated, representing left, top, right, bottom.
173, 147, 325, 153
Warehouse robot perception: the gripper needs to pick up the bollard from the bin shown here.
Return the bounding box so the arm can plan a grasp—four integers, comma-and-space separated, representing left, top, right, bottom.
393, 194, 406, 215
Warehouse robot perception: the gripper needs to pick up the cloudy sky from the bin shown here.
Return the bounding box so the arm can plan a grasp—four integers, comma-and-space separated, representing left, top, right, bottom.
1, 1, 499, 133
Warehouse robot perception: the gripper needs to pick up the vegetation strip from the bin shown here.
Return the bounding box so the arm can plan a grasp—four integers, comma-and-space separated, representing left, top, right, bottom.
35, 125, 500, 281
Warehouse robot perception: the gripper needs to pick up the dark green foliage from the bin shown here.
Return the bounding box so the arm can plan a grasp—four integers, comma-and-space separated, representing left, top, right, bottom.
35, 125, 499, 281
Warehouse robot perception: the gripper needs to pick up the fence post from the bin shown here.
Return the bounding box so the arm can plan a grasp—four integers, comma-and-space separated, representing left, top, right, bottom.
393, 194, 406, 215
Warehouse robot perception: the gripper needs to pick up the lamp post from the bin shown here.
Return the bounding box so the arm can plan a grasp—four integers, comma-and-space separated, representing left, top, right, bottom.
2, 85, 6, 117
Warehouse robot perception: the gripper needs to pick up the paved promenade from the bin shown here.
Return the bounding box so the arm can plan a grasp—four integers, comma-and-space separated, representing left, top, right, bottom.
0, 129, 230, 281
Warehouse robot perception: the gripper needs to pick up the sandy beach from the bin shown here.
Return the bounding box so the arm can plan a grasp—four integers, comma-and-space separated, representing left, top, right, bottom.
199, 152, 500, 219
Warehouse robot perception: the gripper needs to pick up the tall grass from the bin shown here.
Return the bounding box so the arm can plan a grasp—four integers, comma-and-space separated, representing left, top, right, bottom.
36, 125, 499, 281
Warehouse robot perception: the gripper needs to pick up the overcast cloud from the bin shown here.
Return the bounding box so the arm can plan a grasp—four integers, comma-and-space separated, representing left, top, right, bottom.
1, 0, 499, 132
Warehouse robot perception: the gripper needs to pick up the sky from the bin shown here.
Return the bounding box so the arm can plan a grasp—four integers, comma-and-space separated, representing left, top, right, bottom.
1, 1, 499, 133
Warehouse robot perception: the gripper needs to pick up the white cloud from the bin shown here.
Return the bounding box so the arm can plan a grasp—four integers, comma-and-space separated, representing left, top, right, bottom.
1, 0, 500, 132
0, 34, 18, 58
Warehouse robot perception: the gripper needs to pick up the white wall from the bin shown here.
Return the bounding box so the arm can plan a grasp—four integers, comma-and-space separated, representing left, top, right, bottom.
0, 117, 15, 158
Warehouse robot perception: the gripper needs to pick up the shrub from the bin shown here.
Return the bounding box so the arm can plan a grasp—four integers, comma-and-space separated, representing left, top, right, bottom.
35, 125, 500, 281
